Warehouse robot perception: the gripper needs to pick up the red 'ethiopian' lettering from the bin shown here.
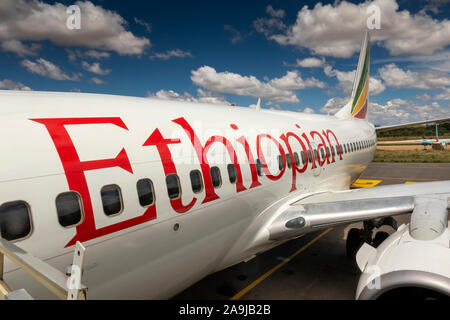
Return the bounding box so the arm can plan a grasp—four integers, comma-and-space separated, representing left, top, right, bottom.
31, 117, 157, 247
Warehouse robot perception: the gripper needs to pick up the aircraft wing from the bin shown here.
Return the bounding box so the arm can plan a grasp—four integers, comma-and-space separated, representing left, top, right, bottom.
268, 181, 450, 241
376, 117, 450, 133
416, 140, 433, 145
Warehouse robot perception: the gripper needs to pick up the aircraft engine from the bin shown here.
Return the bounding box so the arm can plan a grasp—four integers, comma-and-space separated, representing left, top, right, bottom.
355, 196, 450, 300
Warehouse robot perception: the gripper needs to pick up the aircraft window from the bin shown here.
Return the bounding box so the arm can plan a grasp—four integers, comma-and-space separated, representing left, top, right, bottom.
344, 144, 347, 154
56, 192, 83, 228
307, 150, 313, 163
293, 152, 300, 166
256, 159, 263, 177
101, 185, 123, 216
136, 179, 155, 207
278, 155, 284, 171
166, 174, 181, 200
331, 146, 336, 157
320, 148, 325, 159
286, 154, 292, 169
326, 147, 331, 158
227, 164, 237, 184
0, 201, 32, 241
313, 150, 319, 163
210, 166, 222, 188
300, 151, 307, 164
190, 170, 203, 193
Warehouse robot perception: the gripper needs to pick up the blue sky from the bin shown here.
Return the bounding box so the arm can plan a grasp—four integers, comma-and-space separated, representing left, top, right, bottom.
0, 0, 449, 125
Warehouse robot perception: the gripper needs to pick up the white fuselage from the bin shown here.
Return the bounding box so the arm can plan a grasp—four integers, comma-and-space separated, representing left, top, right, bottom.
0, 91, 376, 299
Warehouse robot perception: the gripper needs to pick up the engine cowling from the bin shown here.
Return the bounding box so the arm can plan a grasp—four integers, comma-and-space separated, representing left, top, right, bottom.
355, 222, 450, 300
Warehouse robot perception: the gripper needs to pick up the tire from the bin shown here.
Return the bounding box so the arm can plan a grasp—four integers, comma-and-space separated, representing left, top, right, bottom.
373, 231, 389, 248
346, 228, 363, 260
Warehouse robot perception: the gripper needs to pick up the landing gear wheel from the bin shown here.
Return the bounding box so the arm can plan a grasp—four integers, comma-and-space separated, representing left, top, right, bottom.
373, 231, 389, 248
346, 228, 364, 260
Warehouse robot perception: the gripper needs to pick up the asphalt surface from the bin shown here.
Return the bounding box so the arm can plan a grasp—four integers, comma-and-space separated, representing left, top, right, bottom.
174, 162, 450, 300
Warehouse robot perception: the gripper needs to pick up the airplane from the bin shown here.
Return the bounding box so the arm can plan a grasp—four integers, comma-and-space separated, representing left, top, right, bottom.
0, 31, 449, 300
416, 123, 450, 150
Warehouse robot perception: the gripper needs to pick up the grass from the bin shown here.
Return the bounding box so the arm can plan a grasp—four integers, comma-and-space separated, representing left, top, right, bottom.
373, 149, 450, 163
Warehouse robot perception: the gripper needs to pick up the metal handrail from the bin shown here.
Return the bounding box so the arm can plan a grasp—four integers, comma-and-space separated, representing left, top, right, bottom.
0, 239, 87, 300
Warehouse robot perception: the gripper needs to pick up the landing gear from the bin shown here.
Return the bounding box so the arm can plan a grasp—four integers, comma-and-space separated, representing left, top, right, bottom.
346, 217, 398, 260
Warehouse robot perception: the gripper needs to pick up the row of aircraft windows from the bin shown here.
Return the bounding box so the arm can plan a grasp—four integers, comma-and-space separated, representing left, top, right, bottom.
0, 137, 376, 242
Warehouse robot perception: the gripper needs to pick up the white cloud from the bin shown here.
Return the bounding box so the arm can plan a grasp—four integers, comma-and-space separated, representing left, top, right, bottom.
324, 65, 386, 95
150, 49, 193, 60
296, 57, 325, 68
190, 66, 326, 103
134, 18, 152, 33
67, 49, 110, 61
379, 63, 450, 89
321, 96, 450, 125
0, 40, 40, 57
369, 99, 450, 125
302, 107, 316, 114
0, 79, 31, 91
84, 50, 110, 59
435, 87, 450, 100
320, 97, 348, 115
264, 0, 450, 58
224, 25, 244, 44
90, 77, 104, 85
146, 88, 230, 105
253, 5, 286, 37
416, 93, 432, 102
0, 0, 150, 55
82, 61, 111, 75
21, 58, 81, 81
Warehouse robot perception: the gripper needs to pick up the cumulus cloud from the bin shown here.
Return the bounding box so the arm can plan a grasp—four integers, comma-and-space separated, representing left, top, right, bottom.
21, 58, 81, 81
324, 65, 386, 95
90, 77, 104, 84
321, 96, 450, 125
81, 61, 111, 75
435, 87, 450, 100
67, 49, 110, 61
150, 49, 193, 60
0, 79, 31, 91
263, 0, 450, 58
379, 63, 450, 89
296, 57, 325, 68
416, 93, 432, 102
302, 107, 316, 114
0, 40, 40, 57
369, 99, 450, 125
253, 5, 286, 37
190, 66, 326, 103
0, 0, 150, 55
224, 25, 245, 44
134, 18, 152, 33
146, 88, 230, 105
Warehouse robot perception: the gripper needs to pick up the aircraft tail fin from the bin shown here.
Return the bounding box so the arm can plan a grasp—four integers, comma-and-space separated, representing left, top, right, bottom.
336, 30, 370, 120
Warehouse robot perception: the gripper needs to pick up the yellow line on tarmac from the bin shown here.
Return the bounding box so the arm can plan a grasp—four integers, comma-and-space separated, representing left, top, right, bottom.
230, 228, 333, 300
361, 176, 437, 182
